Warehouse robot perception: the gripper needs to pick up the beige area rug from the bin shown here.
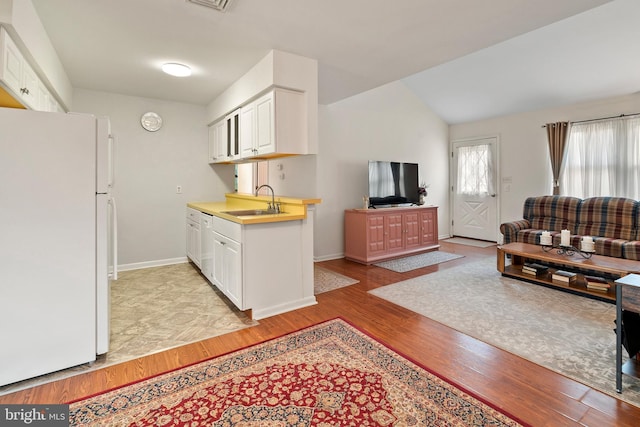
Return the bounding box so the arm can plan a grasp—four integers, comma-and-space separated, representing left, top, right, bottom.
314, 265, 359, 294
444, 237, 496, 248
374, 251, 464, 272
0, 263, 256, 395
369, 258, 640, 407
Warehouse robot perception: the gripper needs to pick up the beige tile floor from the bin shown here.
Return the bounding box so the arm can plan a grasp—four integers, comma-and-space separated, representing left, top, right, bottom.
0, 262, 256, 395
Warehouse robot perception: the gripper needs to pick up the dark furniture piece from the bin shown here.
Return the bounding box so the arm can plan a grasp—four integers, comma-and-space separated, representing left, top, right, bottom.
615, 274, 640, 393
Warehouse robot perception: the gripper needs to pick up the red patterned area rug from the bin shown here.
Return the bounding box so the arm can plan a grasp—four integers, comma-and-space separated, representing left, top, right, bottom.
69, 318, 527, 426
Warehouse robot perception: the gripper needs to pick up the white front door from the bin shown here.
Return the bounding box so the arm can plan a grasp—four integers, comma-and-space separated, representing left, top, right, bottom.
451, 137, 498, 241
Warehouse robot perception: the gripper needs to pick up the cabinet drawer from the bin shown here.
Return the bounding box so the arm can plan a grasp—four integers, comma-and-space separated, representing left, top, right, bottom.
187, 207, 200, 222
211, 215, 242, 241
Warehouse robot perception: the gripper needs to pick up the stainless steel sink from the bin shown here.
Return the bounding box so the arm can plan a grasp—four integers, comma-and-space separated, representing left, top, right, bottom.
222, 209, 280, 217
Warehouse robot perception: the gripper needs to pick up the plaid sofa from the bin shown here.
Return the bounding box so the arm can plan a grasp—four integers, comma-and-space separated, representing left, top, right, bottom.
500, 196, 640, 260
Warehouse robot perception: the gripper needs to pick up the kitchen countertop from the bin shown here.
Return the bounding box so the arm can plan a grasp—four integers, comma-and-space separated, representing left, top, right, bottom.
188, 193, 321, 225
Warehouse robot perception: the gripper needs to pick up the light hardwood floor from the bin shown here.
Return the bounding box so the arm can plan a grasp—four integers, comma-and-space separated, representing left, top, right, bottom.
1, 241, 639, 426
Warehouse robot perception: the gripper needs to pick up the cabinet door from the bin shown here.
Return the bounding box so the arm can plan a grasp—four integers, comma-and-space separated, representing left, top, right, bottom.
225, 109, 241, 160
255, 91, 276, 155
186, 220, 201, 267
223, 238, 243, 309
209, 119, 227, 163
207, 125, 217, 163
366, 215, 386, 255
1, 29, 22, 95
385, 213, 404, 252
420, 209, 437, 245
403, 212, 421, 249
20, 61, 38, 108
212, 231, 226, 290
200, 215, 213, 280
37, 80, 52, 112
239, 103, 256, 157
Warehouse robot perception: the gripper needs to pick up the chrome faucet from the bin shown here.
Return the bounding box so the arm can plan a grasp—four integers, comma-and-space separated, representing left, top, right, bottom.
255, 184, 280, 213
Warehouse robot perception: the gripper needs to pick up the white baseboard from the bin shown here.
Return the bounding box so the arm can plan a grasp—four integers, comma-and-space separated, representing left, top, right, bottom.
314, 253, 345, 262
118, 257, 188, 272
251, 297, 318, 320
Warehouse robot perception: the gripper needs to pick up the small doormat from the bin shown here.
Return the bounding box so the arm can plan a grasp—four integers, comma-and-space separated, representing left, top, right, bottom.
68, 319, 526, 426
444, 237, 496, 248
314, 266, 359, 294
374, 251, 464, 272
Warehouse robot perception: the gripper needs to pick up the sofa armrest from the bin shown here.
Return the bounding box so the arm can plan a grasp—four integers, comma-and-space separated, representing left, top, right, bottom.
500, 220, 531, 245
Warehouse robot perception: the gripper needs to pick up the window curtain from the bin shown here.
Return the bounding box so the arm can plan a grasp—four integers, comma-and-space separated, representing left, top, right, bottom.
545, 122, 569, 195
560, 116, 640, 199
456, 144, 494, 195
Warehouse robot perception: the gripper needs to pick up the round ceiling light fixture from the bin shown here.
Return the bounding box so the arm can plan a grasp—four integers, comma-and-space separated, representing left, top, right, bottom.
161, 62, 192, 77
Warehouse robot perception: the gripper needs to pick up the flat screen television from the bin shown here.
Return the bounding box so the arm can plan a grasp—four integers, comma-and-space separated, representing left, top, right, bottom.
368, 161, 419, 207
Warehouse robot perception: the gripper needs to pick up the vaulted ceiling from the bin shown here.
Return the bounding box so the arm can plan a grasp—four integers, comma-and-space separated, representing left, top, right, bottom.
32, 0, 639, 123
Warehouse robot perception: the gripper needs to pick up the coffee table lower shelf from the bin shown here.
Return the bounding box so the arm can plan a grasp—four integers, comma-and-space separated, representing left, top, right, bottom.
501, 264, 615, 303
498, 242, 640, 303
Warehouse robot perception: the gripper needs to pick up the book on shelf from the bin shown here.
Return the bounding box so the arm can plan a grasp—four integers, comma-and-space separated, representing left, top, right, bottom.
522, 262, 549, 276
552, 270, 577, 283
584, 275, 611, 291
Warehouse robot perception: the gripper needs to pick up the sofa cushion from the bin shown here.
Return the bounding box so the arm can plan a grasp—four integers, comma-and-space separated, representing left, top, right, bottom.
592, 237, 628, 259
523, 195, 581, 233
622, 241, 640, 261
575, 197, 639, 241
517, 229, 559, 246
500, 219, 530, 245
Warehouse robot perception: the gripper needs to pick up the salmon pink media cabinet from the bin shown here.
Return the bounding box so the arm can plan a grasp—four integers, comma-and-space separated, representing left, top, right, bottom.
344, 206, 439, 264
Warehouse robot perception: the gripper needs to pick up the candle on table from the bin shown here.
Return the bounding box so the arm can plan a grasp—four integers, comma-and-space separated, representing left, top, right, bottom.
581, 236, 594, 252
561, 229, 570, 247
540, 230, 552, 246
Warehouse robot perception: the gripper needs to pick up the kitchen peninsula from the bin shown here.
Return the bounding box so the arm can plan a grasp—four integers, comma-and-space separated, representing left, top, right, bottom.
187, 193, 321, 320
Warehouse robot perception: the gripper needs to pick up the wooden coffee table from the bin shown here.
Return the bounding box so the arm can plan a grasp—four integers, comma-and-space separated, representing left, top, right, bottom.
497, 242, 640, 302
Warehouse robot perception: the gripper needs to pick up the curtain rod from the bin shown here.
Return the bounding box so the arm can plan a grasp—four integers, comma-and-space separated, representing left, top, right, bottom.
541, 112, 640, 128
571, 112, 640, 124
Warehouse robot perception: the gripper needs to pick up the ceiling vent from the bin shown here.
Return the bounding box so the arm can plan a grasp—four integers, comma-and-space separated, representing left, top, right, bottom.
186, 0, 233, 12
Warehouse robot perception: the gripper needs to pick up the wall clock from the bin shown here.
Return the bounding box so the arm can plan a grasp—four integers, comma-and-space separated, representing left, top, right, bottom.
140, 112, 163, 132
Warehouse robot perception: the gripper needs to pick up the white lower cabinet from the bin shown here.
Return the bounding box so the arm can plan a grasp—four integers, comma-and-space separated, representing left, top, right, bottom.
186, 208, 201, 267
208, 215, 244, 309
189, 205, 317, 320
212, 230, 242, 308
200, 213, 213, 280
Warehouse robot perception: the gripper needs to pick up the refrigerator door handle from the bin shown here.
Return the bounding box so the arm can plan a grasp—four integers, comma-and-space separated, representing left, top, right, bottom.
109, 197, 118, 280
108, 134, 115, 189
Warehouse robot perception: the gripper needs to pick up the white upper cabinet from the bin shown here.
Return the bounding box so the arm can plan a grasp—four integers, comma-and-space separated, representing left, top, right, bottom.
1, 28, 22, 95
225, 108, 241, 161
239, 101, 256, 158
253, 91, 276, 156
208, 119, 227, 163
209, 109, 244, 164
236, 87, 306, 162
1, 27, 37, 109
0, 27, 61, 112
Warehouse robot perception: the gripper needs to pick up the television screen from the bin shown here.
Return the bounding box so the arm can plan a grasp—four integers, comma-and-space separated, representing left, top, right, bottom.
368, 161, 419, 207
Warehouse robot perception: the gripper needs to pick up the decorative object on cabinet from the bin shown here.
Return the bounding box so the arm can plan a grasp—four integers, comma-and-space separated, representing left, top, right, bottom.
418, 182, 429, 205
344, 206, 439, 264
140, 112, 163, 132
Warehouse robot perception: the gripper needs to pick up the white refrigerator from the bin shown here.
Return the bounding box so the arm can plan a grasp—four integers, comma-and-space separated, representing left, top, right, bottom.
0, 107, 117, 387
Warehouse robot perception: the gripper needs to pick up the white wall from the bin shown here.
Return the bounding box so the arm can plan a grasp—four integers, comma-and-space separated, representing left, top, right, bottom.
72, 89, 234, 268
450, 92, 640, 228
313, 80, 449, 260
